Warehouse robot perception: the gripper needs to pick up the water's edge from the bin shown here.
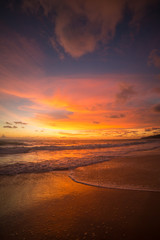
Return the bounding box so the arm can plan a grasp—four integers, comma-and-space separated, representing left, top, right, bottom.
68, 174, 160, 193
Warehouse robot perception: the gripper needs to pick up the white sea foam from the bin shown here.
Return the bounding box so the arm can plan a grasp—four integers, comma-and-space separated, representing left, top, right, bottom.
0, 156, 110, 175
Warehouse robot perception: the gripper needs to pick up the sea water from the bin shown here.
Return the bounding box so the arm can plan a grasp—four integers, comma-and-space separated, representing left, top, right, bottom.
0, 138, 159, 172
0, 138, 160, 192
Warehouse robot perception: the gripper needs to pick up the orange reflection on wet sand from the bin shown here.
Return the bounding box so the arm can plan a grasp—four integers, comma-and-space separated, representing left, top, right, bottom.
0, 171, 87, 217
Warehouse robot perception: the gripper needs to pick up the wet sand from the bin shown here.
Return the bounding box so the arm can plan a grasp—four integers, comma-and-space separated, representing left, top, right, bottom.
70, 151, 160, 192
0, 152, 160, 240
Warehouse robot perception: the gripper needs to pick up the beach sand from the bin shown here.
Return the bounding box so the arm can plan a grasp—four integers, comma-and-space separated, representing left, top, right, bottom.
0, 152, 160, 240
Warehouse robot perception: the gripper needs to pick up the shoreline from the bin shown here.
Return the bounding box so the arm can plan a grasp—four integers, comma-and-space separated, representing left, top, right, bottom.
68, 174, 160, 193
0, 151, 160, 239
68, 151, 160, 193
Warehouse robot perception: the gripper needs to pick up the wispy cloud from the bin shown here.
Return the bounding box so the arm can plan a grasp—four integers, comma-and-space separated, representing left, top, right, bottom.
0, 26, 44, 79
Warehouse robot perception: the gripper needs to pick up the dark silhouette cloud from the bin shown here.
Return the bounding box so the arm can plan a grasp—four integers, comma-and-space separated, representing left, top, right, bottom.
3, 125, 17, 128
14, 121, 28, 125
145, 128, 152, 132
93, 121, 100, 124
5, 122, 12, 125
116, 83, 136, 103
22, 0, 157, 58
153, 104, 160, 112
3, 126, 12, 128
148, 49, 160, 69
109, 114, 125, 118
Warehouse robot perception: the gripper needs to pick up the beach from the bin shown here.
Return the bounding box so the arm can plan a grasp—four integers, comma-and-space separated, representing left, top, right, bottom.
1, 0, 160, 239
0, 150, 160, 240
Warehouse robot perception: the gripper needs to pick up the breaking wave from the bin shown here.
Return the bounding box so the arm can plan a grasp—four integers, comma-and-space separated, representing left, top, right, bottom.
0, 138, 160, 176
0, 156, 110, 175
0, 140, 154, 155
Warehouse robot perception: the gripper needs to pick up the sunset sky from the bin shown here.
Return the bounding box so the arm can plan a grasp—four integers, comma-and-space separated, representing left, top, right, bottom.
0, 0, 160, 139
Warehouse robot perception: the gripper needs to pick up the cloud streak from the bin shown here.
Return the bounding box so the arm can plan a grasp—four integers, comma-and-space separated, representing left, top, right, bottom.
0, 26, 44, 78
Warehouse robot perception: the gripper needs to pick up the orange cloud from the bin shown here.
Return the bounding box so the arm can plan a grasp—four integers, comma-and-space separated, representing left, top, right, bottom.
54, 0, 124, 57
1, 72, 159, 136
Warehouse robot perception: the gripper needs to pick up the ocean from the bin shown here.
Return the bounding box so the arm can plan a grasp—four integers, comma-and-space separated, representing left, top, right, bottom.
0, 137, 160, 223
0, 138, 160, 176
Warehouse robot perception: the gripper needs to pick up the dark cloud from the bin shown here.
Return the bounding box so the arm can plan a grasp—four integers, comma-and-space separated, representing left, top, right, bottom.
3, 121, 27, 129
50, 38, 65, 60
144, 127, 160, 136
5, 122, 12, 125
22, 0, 124, 57
116, 83, 136, 103
145, 127, 160, 135
129, 130, 138, 134
145, 128, 152, 132
14, 121, 28, 125
3, 125, 12, 128
148, 49, 160, 69
22, 0, 157, 58
109, 114, 125, 118
3, 125, 17, 128
93, 121, 100, 124
153, 130, 160, 134
153, 104, 160, 112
